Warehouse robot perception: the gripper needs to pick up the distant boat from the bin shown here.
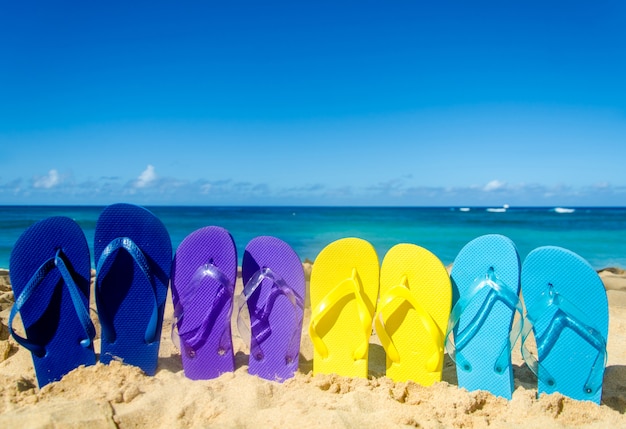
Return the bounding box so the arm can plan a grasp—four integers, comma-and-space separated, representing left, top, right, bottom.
486, 204, 509, 213
553, 207, 575, 214
459, 207, 470, 212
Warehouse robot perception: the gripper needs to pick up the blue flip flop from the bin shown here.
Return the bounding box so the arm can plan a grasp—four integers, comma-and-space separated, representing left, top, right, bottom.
521, 246, 608, 404
94, 203, 172, 376
445, 234, 522, 399
9, 217, 96, 387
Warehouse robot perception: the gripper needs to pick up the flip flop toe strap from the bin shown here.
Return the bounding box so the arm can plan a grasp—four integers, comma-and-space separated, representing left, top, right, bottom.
237, 268, 304, 363
172, 263, 234, 358
10, 249, 95, 357
445, 269, 522, 374
309, 268, 372, 361
521, 288, 607, 394
96, 237, 158, 344
375, 275, 443, 372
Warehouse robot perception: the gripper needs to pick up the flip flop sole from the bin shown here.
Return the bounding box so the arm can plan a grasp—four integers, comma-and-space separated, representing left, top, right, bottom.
171, 226, 237, 380
242, 236, 305, 381
378, 243, 451, 384
309, 237, 379, 378
10, 216, 95, 387
522, 246, 608, 403
95, 204, 171, 376
450, 234, 520, 399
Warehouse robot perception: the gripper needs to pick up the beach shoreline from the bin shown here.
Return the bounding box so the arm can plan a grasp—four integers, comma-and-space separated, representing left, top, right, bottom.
1, 266, 625, 427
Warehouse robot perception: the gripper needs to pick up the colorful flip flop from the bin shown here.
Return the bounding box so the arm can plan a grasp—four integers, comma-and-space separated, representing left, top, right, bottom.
308, 237, 379, 378
94, 203, 171, 376
521, 246, 609, 404
374, 243, 451, 385
171, 226, 237, 380
445, 234, 522, 399
238, 236, 305, 382
9, 217, 96, 387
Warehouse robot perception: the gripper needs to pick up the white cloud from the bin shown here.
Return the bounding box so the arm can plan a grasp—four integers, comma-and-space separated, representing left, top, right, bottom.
135, 165, 157, 188
483, 179, 506, 192
33, 169, 61, 189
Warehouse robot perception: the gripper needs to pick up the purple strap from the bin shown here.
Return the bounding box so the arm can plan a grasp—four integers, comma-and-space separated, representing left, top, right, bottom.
237, 268, 304, 363
173, 263, 234, 358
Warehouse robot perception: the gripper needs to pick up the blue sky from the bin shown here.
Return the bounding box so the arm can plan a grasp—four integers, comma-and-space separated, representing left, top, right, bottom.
1, 1, 625, 206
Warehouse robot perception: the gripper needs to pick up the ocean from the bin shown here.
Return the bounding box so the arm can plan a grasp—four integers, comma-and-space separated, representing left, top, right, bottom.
1, 205, 625, 271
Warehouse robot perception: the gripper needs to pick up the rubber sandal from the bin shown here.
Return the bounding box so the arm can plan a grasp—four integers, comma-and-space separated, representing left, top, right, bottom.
521, 246, 608, 403
9, 216, 95, 387
375, 243, 451, 385
94, 203, 171, 376
308, 237, 379, 378
445, 234, 522, 399
238, 236, 305, 381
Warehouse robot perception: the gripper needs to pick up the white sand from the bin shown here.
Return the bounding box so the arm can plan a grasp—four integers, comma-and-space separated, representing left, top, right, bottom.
1, 266, 625, 428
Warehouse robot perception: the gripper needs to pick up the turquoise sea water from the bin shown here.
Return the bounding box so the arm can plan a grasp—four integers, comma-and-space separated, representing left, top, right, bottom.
0, 205, 625, 270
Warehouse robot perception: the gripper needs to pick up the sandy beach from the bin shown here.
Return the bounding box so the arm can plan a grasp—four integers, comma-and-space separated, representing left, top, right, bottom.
1, 265, 625, 428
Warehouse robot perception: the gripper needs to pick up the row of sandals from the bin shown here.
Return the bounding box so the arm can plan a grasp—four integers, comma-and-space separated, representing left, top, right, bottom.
9, 203, 608, 404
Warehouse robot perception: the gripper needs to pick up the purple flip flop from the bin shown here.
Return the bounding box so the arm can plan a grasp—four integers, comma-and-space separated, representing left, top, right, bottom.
171, 226, 237, 380
239, 236, 305, 382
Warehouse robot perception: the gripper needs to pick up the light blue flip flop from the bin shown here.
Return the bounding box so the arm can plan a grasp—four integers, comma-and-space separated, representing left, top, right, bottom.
521, 246, 608, 404
445, 234, 522, 399
95, 203, 172, 376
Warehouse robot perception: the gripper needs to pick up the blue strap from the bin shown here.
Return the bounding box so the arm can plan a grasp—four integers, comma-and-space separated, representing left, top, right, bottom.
237, 267, 304, 363
172, 263, 234, 357
445, 268, 522, 374
521, 287, 607, 394
96, 237, 158, 344
9, 249, 95, 357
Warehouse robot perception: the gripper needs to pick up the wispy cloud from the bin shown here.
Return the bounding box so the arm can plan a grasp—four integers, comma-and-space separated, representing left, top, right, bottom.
33, 169, 61, 189
483, 179, 506, 192
134, 165, 157, 188
1, 171, 624, 206
0, 178, 24, 195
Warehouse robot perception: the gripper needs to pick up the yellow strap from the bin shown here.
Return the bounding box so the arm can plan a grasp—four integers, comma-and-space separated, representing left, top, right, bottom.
308, 268, 372, 360
374, 276, 443, 372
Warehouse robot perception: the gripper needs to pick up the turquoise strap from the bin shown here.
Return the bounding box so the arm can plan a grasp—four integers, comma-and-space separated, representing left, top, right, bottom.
521, 287, 607, 394
9, 249, 95, 357
445, 268, 522, 374
96, 237, 159, 344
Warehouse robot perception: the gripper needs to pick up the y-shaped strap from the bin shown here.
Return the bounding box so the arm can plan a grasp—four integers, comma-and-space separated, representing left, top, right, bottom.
375, 275, 443, 372
237, 267, 304, 363
521, 287, 607, 394
9, 249, 95, 358
96, 237, 158, 344
172, 263, 234, 358
445, 268, 522, 374
308, 268, 372, 361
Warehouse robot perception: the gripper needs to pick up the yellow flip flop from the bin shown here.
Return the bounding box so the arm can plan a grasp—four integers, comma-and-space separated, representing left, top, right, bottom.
374, 243, 451, 385
308, 237, 380, 378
